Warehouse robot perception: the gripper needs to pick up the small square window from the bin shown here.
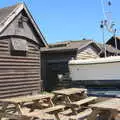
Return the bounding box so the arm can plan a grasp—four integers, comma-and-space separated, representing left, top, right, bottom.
18, 19, 24, 28
10, 38, 28, 56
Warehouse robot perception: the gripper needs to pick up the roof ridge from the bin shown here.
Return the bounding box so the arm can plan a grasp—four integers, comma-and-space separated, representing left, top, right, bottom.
70, 39, 92, 42
0, 3, 18, 10
54, 39, 93, 44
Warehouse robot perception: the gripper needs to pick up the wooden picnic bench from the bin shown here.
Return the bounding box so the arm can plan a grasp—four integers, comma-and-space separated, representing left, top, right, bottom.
0, 93, 54, 120
66, 96, 97, 115
1, 108, 55, 120
53, 88, 87, 96
22, 108, 55, 120
68, 108, 92, 120
52, 88, 96, 119
88, 98, 120, 120
43, 105, 65, 120
69, 96, 97, 107
52, 88, 87, 104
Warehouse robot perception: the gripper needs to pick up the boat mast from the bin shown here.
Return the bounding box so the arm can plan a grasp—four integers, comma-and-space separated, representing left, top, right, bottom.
100, 0, 118, 56
114, 29, 118, 56
100, 20, 106, 57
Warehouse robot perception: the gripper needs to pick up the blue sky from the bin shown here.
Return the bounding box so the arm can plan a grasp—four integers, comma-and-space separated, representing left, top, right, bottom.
0, 0, 120, 43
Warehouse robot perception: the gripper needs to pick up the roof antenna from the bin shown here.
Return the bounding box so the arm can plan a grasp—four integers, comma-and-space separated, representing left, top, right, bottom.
100, 0, 118, 56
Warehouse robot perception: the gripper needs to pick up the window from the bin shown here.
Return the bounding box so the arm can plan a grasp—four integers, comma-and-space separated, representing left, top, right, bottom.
10, 38, 28, 56
18, 15, 28, 28
18, 18, 24, 28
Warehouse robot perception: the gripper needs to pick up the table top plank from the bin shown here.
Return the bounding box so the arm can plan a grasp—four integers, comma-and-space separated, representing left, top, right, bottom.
53, 88, 86, 96
89, 98, 120, 112
0, 93, 54, 104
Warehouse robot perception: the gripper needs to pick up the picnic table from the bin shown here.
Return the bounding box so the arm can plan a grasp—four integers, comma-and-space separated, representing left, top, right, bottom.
0, 93, 55, 120
88, 98, 120, 120
52, 87, 97, 119
53, 88, 87, 104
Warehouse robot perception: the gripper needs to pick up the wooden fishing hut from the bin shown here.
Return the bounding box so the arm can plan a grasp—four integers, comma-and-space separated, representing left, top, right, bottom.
41, 40, 101, 91
0, 3, 48, 98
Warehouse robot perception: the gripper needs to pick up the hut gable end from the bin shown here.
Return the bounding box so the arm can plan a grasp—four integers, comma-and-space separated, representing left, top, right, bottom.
76, 44, 100, 59
1, 11, 42, 46
0, 3, 48, 47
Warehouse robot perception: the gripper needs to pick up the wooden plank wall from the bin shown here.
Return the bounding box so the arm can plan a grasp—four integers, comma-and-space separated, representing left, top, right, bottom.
76, 45, 99, 60
41, 51, 76, 91
0, 38, 41, 98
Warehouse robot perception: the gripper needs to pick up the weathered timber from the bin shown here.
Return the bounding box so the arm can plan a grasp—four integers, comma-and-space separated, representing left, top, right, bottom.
0, 3, 48, 98
0, 39, 41, 98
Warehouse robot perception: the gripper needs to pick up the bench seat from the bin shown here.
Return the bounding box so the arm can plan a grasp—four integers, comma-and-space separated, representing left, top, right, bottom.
43, 105, 65, 114
69, 108, 92, 120
70, 96, 97, 107
22, 108, 55, 120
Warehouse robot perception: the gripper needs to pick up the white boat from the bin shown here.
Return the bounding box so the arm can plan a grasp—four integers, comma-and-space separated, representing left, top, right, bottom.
69, 56, 120, 87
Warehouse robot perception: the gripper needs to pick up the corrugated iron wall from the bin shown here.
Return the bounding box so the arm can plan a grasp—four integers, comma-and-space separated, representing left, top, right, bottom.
0, 38, 41, 98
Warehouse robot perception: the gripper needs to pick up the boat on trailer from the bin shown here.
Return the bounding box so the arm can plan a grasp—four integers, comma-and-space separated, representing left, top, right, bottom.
69, 56, 120, 87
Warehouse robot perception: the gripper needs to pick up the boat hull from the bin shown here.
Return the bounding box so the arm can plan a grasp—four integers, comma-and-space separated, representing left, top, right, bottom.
71, 80, 120, 87
69, 57, 120, 87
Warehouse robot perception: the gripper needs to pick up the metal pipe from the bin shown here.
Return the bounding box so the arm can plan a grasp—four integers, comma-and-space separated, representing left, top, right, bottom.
114, 30, 118, 56
102, 25, 107, 57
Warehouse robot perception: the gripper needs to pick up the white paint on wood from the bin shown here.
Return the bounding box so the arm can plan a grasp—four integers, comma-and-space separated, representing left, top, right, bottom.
69, 56, 120, 81
76, 45, 99, 60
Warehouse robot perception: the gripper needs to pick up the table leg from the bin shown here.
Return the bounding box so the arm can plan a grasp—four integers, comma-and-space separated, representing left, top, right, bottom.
98, 110, 112, 120
52, 94, 57, 103
32, 100, 40, 111
108, 110, 118, 120
16, 104, 23, 115
54, 112, 60, 120
49, 98, 54, 107
87, 109, 100, 120
71, 107, 78, 115
0, 103, 8, 119
65, 96, 71, 104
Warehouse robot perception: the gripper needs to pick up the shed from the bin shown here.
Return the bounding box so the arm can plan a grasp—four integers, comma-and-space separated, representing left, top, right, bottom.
0, 3, 48, 98
106, 36, 120, 51
41, 40, 101, 91
98, 43, 120, 57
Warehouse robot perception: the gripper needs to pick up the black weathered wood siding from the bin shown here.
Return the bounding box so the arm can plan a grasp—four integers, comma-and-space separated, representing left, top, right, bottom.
41, 51, 76, 91
0, 38, 41, 98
